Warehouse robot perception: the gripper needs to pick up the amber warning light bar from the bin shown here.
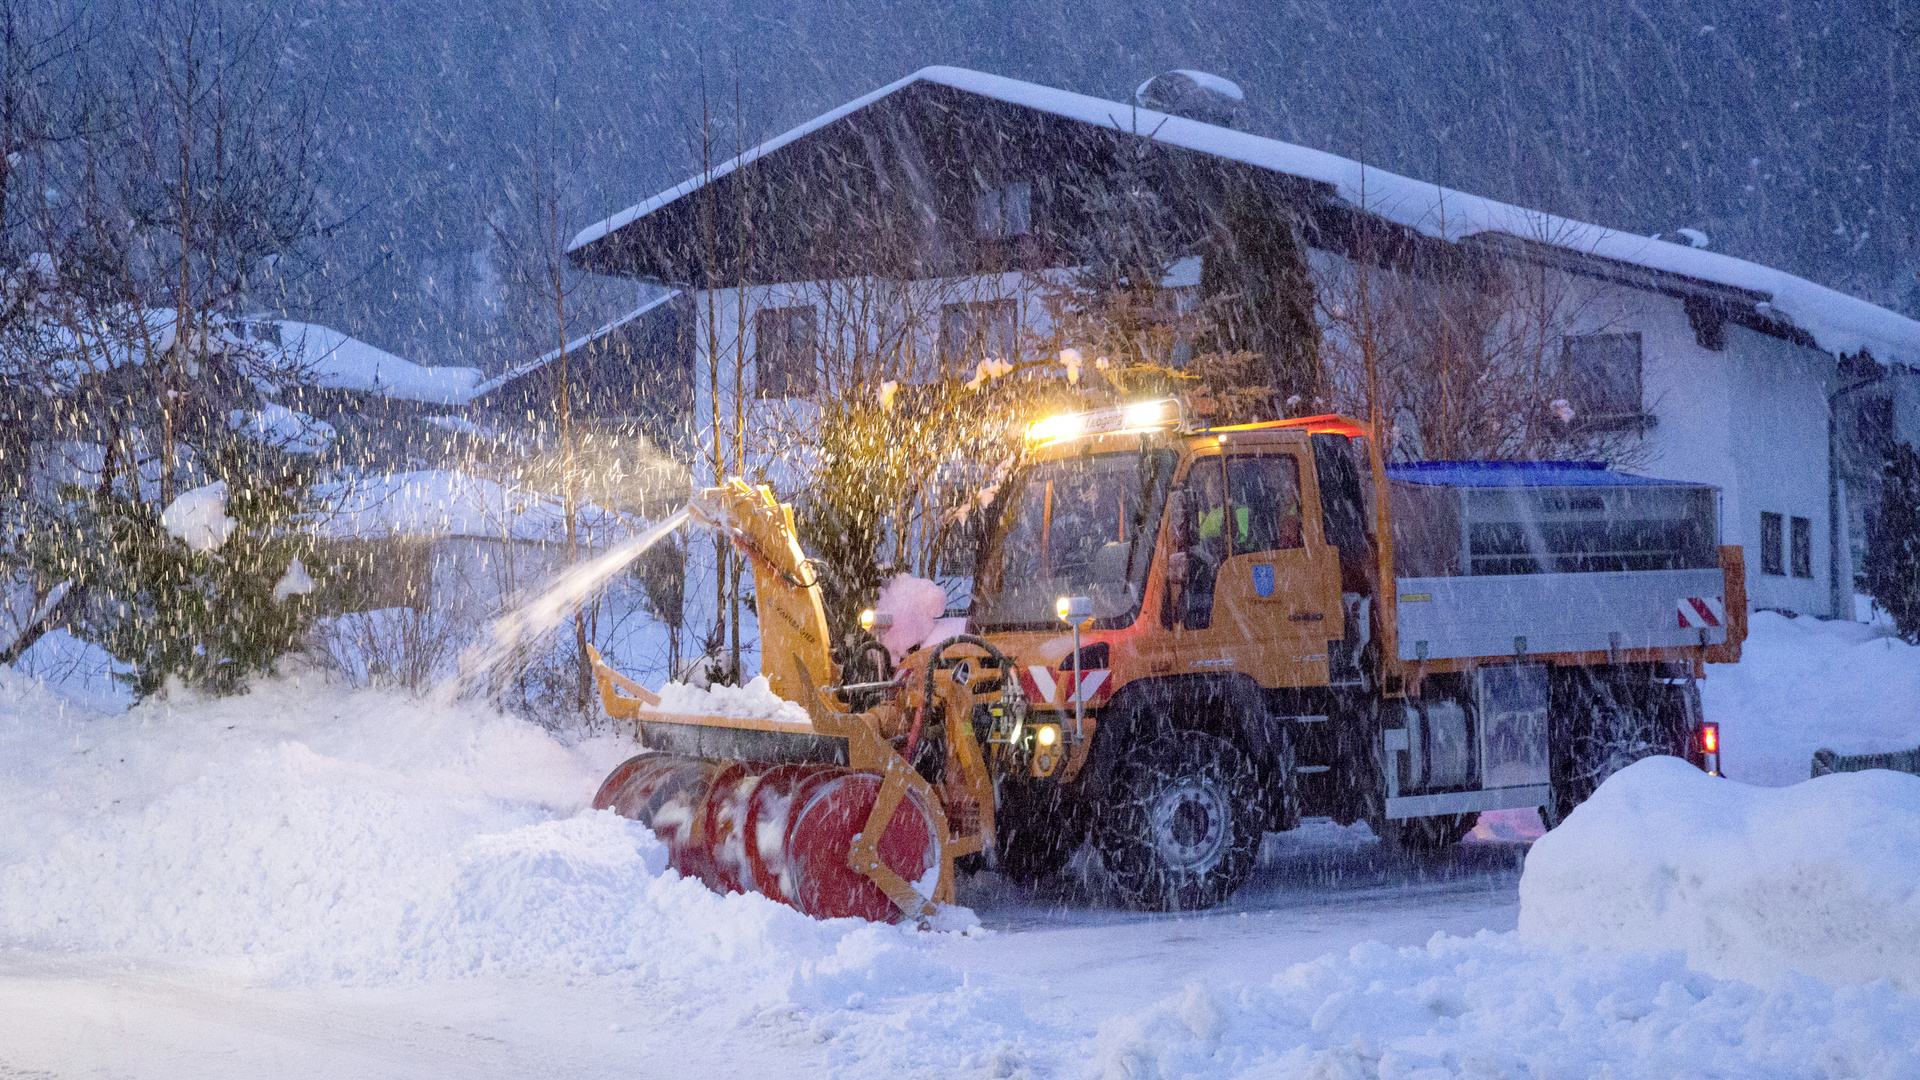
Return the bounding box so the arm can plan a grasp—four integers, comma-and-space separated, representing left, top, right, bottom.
1026, 398, 1184, 442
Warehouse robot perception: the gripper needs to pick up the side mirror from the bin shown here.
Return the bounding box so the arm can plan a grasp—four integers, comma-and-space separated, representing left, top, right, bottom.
1167, 486, 1192, 549
1167, 550, 1189, 586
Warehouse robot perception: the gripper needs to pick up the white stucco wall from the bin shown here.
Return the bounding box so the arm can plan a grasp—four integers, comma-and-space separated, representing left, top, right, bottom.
1595, 289, 1838, 616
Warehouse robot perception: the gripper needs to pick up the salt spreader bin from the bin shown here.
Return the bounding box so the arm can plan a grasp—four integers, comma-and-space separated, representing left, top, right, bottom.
589, 403, 1742, 922
1387, 461, 1734, 662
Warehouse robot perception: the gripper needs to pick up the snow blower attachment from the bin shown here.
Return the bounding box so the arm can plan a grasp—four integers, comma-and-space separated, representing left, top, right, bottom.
590, 479, 1028, 924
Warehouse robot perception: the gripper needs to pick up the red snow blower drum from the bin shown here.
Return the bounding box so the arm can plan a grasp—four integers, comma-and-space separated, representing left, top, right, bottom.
592, 753, 941, 923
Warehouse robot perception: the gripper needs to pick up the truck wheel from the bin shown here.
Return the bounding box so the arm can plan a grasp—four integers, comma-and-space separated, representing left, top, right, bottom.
1094, 733, 1261, 911
993, 777, 1084, 884
1540, 676, 1664, 830
1371, 812, 1479, 851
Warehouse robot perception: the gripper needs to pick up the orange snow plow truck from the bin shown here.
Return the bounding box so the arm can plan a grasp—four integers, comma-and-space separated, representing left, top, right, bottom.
590, 401, 1742, 922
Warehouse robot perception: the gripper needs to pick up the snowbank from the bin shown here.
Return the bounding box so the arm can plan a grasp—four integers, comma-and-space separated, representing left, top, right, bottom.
0, 672, 940, 991
650, 674, 810, 725
229, 403, 335, 454
1704, 611, 1920, 785
1, 664, 1917, 1076
1086, 932, 1920, 1080
1519, 756, 1920, 991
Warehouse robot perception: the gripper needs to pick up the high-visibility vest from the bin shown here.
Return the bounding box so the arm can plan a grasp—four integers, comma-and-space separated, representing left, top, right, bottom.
1197, 505, 1250, 544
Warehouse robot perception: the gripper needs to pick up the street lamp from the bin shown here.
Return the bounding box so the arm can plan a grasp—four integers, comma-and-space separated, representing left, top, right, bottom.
1055, 595, 1093, 739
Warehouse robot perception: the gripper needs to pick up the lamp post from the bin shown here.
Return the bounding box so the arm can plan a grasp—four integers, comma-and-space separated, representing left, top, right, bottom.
1055, 595, 1093, 740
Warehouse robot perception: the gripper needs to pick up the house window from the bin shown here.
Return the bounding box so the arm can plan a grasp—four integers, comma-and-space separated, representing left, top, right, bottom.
972, 181, 1032, 238
754, 305, 816, 398
938, 299, 1018, 373
1791, 515, 1813, 579
1560, 333, 1643, 422
1760, 512, 1784, 576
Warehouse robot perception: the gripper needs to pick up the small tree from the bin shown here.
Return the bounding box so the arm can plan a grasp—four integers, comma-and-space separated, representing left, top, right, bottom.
29, 443, 320, 696
1866, 442, 1920, 643
1, 1, 336, 694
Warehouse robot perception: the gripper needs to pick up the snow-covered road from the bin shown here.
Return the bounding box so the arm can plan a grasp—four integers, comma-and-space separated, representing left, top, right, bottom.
0, 948, 830, 1079
957, 828, 1525, 1018
0, 832, 1525, 1079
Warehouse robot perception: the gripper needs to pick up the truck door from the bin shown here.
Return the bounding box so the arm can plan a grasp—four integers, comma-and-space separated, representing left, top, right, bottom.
1175, 450, 1342, 685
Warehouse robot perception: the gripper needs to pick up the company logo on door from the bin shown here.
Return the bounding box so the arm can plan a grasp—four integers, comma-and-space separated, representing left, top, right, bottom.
1252, 564, 1275, 597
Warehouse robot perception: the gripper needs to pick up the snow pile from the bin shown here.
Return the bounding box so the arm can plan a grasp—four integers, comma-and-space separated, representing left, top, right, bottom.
649, 674, 811, 725
228, 404, 336, 454
160, 481, 236, 552
0, 672, 952, 994
1086, 933, 1920, 1080
271, 557, 315, 602
1705, 611, 1920, 785
1519, 756, 1920, 991
1, 654, 1919, 1076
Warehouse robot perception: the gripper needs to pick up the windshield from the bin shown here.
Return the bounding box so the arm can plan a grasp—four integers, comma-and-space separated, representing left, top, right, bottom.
973, 449, 1175, 630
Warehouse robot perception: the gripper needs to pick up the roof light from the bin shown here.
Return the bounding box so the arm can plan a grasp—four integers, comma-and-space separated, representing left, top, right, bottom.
1027, 398, 1183, 442
1026, 413, 1084, 442
1123, 398, 1178, 429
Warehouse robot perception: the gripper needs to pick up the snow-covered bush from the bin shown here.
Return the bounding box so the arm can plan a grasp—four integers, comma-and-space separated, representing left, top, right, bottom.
28, 450, 324, 698
311, 605, 468, 695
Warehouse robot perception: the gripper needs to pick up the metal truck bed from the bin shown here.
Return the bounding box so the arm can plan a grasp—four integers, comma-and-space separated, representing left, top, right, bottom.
1387, 462, 1727, 661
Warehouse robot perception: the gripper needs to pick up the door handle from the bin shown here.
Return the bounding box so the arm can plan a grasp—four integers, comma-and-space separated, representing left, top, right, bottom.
1289, 613, 1324, 622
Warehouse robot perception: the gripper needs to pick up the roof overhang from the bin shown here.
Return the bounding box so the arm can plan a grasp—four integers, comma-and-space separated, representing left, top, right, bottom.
572, 66, 1920, 366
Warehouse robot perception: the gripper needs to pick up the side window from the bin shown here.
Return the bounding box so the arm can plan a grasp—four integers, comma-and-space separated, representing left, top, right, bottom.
938, 299, 1018, 374
1560, 332, 1643, 421
972, 181, 1032, 238
754, 305, 817, 398
1791, 515, 1812, 579
1760, 511, 1784, 576
1226, 455, 1304, 555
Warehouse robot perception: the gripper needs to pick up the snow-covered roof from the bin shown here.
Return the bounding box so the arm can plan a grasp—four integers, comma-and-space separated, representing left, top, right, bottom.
270, 321, 481, 405
6, 306, 484, 404
572, 66, 1920, 367
465, 291, 681, 401
311, 470, 646, 545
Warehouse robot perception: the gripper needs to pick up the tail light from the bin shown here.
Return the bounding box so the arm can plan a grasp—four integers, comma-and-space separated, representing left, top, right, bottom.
1699, 721, 1720, 776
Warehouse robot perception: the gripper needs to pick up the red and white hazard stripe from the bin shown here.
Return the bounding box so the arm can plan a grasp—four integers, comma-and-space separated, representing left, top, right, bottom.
1677, 596, 1726, 629
1019, 665, 1112, 707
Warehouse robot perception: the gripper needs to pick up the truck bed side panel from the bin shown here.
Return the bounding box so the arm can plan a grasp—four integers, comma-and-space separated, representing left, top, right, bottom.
1395, 567, 1729, 660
